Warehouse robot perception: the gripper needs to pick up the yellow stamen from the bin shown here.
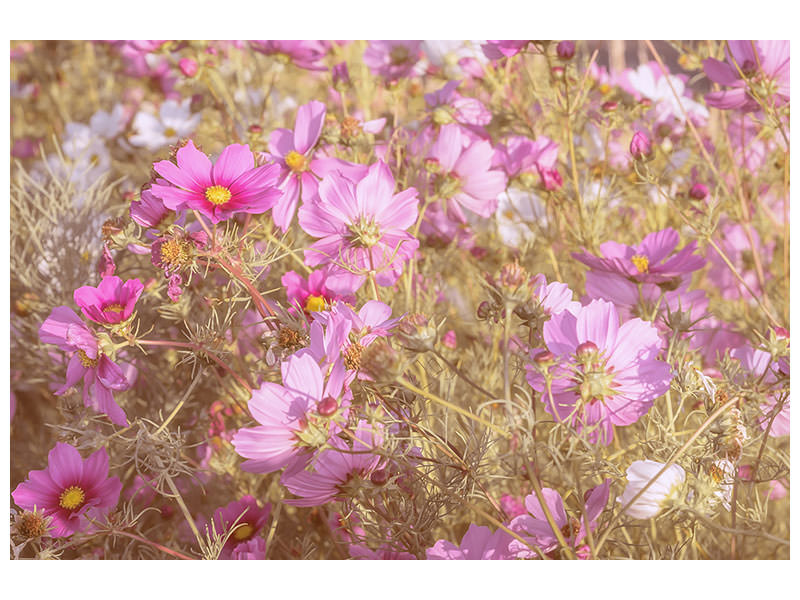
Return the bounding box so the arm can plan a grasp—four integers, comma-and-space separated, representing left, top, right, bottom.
104, 303, 124, 313
285, 150, 307, 173
205, 185, 232, 206
164, 127, 177, 138
77, 349, 98, 368
232, 523, 254, 541
59, 485, 86, 510
304, 295, 326, 313
631, 254, 650, 273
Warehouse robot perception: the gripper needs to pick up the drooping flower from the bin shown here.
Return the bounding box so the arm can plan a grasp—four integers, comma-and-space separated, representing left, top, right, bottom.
264, 100, 367, 231
38, 306, 131, 425
573, 228, 705, 285
426, 124, 507, 221
617, 460, 686, 519
509, 480, 610, 557
298, 161, 419, 294
703, 41, 790, 111
203, 495, 271, 559
12, 443, 121, 537
526, 299, 671, 445
363, 41, 422, 81
426, 524, 514, 560
232, 353, 348, 476
73, 275, 144, 325
280, 421, 384, 507
150, 140, 282, 224
129, 98, 201, 151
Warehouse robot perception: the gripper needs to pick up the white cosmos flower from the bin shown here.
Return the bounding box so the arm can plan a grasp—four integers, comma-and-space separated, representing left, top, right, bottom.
422, 40, 487, 78
89, 103, 126, 139
618, 460, 686, 519
627, 64, 709, 123
129, 98, 201, 151
494, 187, 546, 248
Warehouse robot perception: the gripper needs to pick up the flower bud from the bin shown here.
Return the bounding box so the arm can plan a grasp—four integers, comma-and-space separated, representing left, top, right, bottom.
556, 41, 575, 60
551, 66, 565, 79
370, 469, 389, 486
248, 124, 263, 134
601, 100, 618, 112
689, 183, 709, 200
476, 301, 492, 320
536, 165, 563, 191
617, 460, 686, 519
397, 312, 438, 353
317, 396, 338, 417
576, 341, 598, 358
332, 61, 350, 89
179, 58, 198, 77
629, 131, 653, 160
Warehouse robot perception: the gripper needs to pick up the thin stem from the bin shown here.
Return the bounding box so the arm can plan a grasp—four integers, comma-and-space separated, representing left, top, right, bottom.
154, 368, 205, 435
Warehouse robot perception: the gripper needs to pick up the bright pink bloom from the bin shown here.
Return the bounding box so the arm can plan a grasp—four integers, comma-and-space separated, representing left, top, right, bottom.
704, 41, 789, 111
250, 40, 330, 71
204, 495, 271, 559
150, 140, 281, 224
427, 124, 507, 221
363, 41, 422, 81
427, 524, 514, 560
298, 161, 419, 293
281, 267, 354, 314
73, 275, 144, 325
281, 421, 384, 506
232, 353, 348, 476
526, 300, 671, 445
481, 40, 529, 60
265, 100, 367, 232
39, 306, 131, 425
130, 187, 171, 229
509, 480, 610, 557
12, 443, 121, 537
178, 58, 198, 77
573, 228, 705, 285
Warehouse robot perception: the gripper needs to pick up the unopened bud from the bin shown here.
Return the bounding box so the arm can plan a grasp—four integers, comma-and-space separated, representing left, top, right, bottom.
370, 469, 389, 486
629, 131, 653, 160
179, 58, 198, 77
576, 341, 598, 357
534, 350, 555, 364
556, 41, 575, 60
689, 183, 709, 200
551, 66, 565, 79
318, 396, 338, 417
601, 100, 618, 112
477, 301, 492, 320
397, 313, 437, 353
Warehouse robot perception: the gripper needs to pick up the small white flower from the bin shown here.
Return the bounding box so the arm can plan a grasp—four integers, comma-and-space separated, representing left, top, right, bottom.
627, 64, 709, 123
422, 40, 487, 79
129, 98, 201, 151
89, 104, 126, 139
618, 460, 686, 519
494, 187, 546, 248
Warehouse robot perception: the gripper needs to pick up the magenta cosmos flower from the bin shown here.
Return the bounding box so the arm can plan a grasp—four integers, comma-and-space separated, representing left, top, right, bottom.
363, 40, 422, 81
265, 100, 367, 232
298, 161, 419, 294
527, 299, 671, 445
204, 495, 271, 559
508, 481, 609, 558
281, 266, 355, 314
281, 421, 384, 507
39, 306, 131, 426
73, 275, 144, 325
427, 123, 507, 221
703, 40, 790, 111
12, 443, 121, 537
426, 524, 514, 560
572, 228, 705, 285
249, 40, 330, 71
232, 353, 348, 476
150, 140, 281, 224
481, 40, 530, 60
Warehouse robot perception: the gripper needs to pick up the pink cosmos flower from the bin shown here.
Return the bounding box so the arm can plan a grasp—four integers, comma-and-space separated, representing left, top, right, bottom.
363, 41, 422, 81
493, 135, 559, 181
232, 353, 348, 476
424, 80, 491, 131
298, 161, 419, 294
703, 41, 789, 111
39, 306, 131, 426
427, 124, 507, 221
73, 276, 144, 325
481, 40, 529, 60
130, 187, 171, 230
265, 100, 367, 232
707, 221, 773, 301
250, 40, 330, 71
526, 299, 671, 445
509, 480, 610, 557
426, 524, 514, 560
500, 494, 527, 518
281, 267, 355, 314
281, 421, 384, 507
150, 140, 281, 224
731, 344, 789, 437
573, 228, 705, 285
12, 443, 121, 537
204, 495, 271, 559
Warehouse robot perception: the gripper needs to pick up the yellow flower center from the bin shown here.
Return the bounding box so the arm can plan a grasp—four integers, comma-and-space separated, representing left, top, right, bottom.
104, 303, 124, 313
285, 151, 308, 173
205, 185, 232, 206
77, 349, 98, 368
304, 295, 326, 313
160, 238, 192, 268
598, 83, 611, 94
232, 523, 254, 541
164, 127, 177, 138
631, 254, 650, 273
59, 485, 86, 510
